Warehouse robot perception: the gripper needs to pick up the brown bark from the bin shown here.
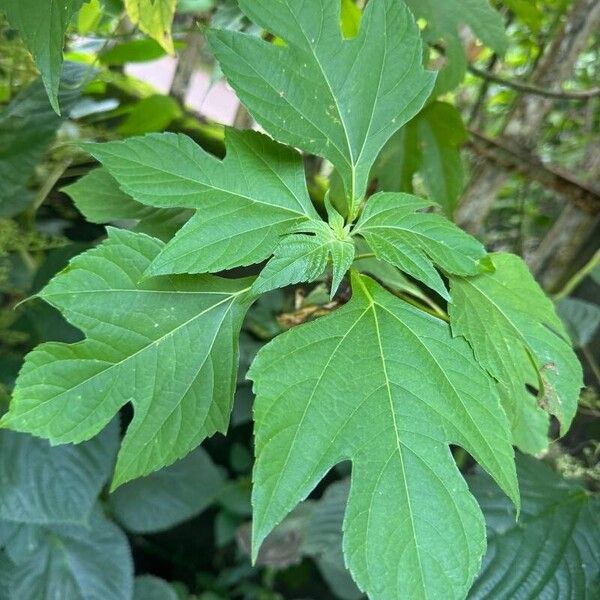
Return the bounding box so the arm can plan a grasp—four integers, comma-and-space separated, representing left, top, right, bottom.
466, 131, 600, 215
529, 143, 600, 292
456, 0, 600, 234
170, 23, 204, 105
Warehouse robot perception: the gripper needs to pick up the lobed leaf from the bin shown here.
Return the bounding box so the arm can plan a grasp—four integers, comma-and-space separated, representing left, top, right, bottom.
208, 0, 435, 214
86, 130, 318, 275
353, 192, 489, 300
253, 221, 355, 298
249, 272, 518, 600
1, 228, 254, 488
449, 253, 583, 452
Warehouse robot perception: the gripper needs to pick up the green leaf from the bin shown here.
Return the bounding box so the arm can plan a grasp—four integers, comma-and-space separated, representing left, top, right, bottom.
556, 297, 600, 348
302, 480, 363, 600
63, 167, 190, 240
5, 510, 133, 600
253, 221, 354, 298
372, 102, 468, 216
1, 229, 254, 488
0, 63, 86, 217
134, 575, 179, 600
468, 455, 600, 599
0, 1, 86, 112
0, 552, 12, 600
99, 38, 173, 65
353, 192, 488, 300
370, 120, 420, 195
124, 0, 177, 54
118, 94, 183, 137
86, 130, 319, 275
249, 272, 518, 600
0, 422, 117, 525
109, 447, 225, 533
340, 0, 361, 38
208, 0, 435, 214
414, 102, 468, 216
404, 0, 507, 92
449, 254, 583, 454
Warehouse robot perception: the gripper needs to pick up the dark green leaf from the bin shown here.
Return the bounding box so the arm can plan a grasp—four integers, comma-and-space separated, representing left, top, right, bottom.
468, 455, 600, 599
109, 447, 225, 533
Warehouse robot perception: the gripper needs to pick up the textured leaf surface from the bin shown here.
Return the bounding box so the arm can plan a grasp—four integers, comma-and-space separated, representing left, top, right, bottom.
253, 221, 354, 298
2, 229, 254, 488
4, 510, 133, 600
468, 455, 600, 599
249, 272, 517, 600
124, 0, 177, 54
209, 0, 435, 213
353, 192, 488, 300
110, 446, 224, 533
0, 422, 117, 525
449, 253, 583, 452
87, 130, 318, 275
0, 0, 86, 112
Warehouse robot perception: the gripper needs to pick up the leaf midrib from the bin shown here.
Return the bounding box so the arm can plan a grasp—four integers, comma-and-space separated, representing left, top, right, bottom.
11, 288, 250, 420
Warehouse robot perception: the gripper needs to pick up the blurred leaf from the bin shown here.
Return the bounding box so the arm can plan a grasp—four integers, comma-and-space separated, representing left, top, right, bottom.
0, 421, 118, 525
372, 102, 468, 216
78, 0, 103, 34
118, 94, 182, 136
468, 455, 600, 599
177, 0, 214, 13
125, 0, 177, 54
109, 447, 225, 533
557, 297, 600, 348
3, 509, 133, 600
63, 167, 190, 240
340, 0, 361, 38
0, 0, 87, 112
0, 552, 13, 600
0, 63, 86, 217
134, 575, 179, 600
501, 0, 543, 32
303, 480, 363, 600
403, 0, 507, 93
416, 102, 468, 216
99, 38, 176, 65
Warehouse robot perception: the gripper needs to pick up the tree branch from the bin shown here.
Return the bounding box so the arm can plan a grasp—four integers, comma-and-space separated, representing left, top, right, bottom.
466, 130, 600, 214
468, 65, 600, 100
